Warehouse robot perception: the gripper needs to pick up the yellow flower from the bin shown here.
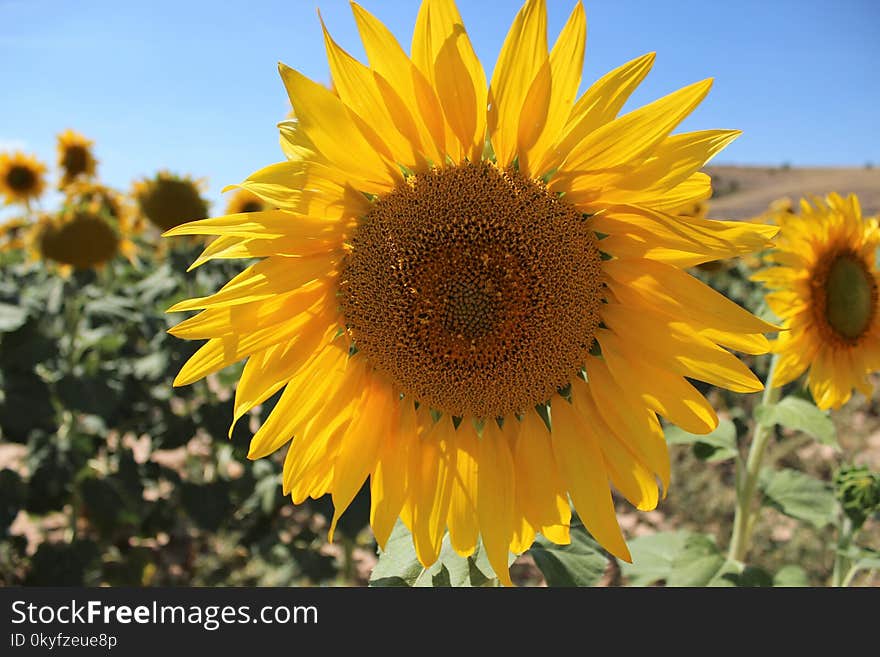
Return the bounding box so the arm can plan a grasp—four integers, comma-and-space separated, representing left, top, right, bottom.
57, 130, 98, 187
36, 208, 135, 272
64, 180, 127, 223
134, 171, 208, 232
225, 189, 270, 215
754, 193, 880, 409
0, 151, 47, 206
166, 0, 776, 584
0, 216, 31, 252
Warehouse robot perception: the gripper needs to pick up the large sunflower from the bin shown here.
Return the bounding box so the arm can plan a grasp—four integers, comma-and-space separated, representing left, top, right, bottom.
57, 130, 98, 188
166, 0, 776, 584
754, 193, 880, 409
0, 151, 47, 206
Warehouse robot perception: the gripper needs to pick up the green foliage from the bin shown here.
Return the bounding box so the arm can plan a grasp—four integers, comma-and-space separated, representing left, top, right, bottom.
370, 521, 498, 587
664, 418, 738, 462
773, 564, 809, 587
621, 530, 741, 587
755, 396, 838, 448
0, 244, 370, 586
759, 468, 836, 529
528, 527, 607, 587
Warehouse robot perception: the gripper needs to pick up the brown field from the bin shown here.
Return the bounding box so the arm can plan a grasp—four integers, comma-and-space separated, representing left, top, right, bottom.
706, 165, 880, 220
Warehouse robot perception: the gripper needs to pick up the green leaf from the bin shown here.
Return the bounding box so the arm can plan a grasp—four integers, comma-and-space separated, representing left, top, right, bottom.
621, 530, 741, 587
0, 302, 27, 333
755, 396, 838, 449
759, 468, 836, 529
773, 564, 809, 587
529, 528, 607, 587
370, 521, 498, 587
847, 548, 880, 577
734, 566, 773, 587
664, 418, 738, 462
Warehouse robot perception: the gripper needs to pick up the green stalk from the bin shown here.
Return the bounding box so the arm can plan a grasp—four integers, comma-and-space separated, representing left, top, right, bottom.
831, 515, 854, 587
727, 353, 782, 562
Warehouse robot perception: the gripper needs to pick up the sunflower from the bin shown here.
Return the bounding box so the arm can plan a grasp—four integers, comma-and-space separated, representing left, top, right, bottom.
166, 0, 776, 584
753, 193, 880, 410
225, 188, 270, 215
57, 130, 98, 187
0, 217, 31, 253
64, 180, 126, 223
35, 188, 138, 271
134, 171, 209, 232
0, 151, 47, 206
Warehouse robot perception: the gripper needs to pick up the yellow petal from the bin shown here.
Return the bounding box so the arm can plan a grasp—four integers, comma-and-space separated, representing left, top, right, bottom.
488, 0, 548, 168
446, 421, 480, 557
549, 397, 631, 562
593, 205, 778, 268
409, 413, 455, 567
571, 378, 659, 511
412, 0, 487, 161
478, 420, 516, 586
230, 323, 340, 437
162, 210, 342, 239
561, 79, 713, 175
329, 374, 398, 542
523, 2, 586, 173
371, 400, 417, 550
603, 257, 777, 334
321, 18, 422, 168
611, 129, 741, 192
601, 303, 764, 393
583, 357, 670, 494
167, 254, 336, 313
351, 2, 446, 162
537, 52, 655, 172
169, 279, 327, 340
248, 345, 352, 460
514, 410, 572, 540
172, 300, 334, 387
278, 63, 398, 190
232, 159, 371, 220
597, 328, 718, 434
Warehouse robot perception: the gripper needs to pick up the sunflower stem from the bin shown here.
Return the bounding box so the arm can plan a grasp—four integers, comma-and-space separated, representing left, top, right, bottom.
831, 515, 854, 587
727, 353, 782, 563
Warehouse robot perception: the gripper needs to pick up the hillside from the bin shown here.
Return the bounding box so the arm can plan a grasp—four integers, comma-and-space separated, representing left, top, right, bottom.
706, 165, 880, 220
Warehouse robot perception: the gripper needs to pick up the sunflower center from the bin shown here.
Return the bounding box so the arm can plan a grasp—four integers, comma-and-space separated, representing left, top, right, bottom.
822, 252, 876, 340
7, 165, 36, 192
62, 146, 89, 178
340, 161, 604, 419
39, 212, 119, 270
240, 201, 263, 213
138, 179, 208, 231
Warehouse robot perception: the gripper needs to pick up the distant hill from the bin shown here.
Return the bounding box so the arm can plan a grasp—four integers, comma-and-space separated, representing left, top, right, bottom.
705, 165, 880, 220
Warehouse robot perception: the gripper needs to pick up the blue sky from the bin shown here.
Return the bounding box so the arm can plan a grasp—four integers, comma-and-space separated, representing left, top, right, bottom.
2, 0, 878, 214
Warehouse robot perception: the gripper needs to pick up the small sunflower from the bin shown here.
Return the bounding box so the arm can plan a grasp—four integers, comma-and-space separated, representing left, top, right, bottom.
225, 189, 270, 215
0, 151, 47, 206
64, 180, 126, 223
754, 193, 880, 409
166, 0, 776, 583
57, 130, 98, 187
675, 199, 709, 220
134, 171, 209, 232
0, 216, 31, 253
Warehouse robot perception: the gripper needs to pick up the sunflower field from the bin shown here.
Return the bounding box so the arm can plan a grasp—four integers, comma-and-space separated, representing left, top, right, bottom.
2, 0, 879, 590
